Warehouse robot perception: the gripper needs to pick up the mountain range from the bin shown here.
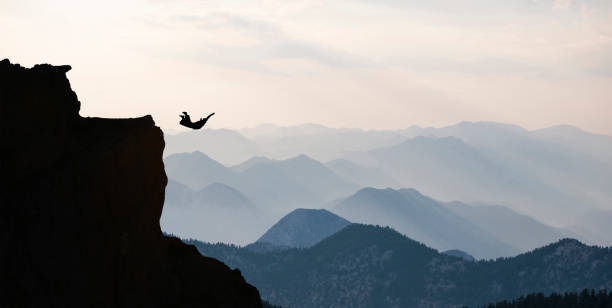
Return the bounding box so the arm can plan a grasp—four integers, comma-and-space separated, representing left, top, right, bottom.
443, 201, 583, 252
161, 179, 270, 245
164, 128, 263, 165
162, 150, 599, 257
332, 187, 587, 258
324, 158, 400, 188
398, 123, 612, 227
164, 151, 359, 214
332, 187, 519, 259
343, 135, 607, 229
164, 122, 612, 242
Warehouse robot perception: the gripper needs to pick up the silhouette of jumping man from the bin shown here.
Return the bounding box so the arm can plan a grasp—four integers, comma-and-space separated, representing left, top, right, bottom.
179, 111, 215, 130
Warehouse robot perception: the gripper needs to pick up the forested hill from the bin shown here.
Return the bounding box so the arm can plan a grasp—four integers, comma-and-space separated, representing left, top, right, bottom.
185, 224, 612, 308
471, 289, 612, 308
254, 208, 351, 248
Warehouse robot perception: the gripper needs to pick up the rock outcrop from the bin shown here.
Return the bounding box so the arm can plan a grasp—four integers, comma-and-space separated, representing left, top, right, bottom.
0, 59, 262, 307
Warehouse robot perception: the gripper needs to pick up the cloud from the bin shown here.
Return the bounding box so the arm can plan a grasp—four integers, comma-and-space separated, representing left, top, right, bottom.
389, 56, 552, 76
3, 0, 611, 134
553, 0, 576, 10
351, 0, 548, 13
154, 12, 374, 73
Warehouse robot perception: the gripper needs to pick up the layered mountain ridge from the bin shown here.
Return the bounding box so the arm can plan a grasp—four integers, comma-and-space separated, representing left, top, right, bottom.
165, 121, 612, 243
164, 151, 358, 213
161, 179, 270, 244
333, 187, 520, 259
255, 208, 351, 248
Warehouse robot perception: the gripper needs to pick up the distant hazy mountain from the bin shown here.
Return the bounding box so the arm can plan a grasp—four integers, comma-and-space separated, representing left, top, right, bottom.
344, 136, 527, 202
396, 122, 612, 228
164, 179, 196, 206
193, 182, 255, 209
325, 158, 400, 188
160, 180, 270, 245
397, 121, 530, 146
232, 160, 319, 212
246, 122, 612, 227
332, 187, 519, 259
189, 224, 612, 308
165, 152, 358, 213
166, 122, 612, 173
343, 134, 609, 228
442, 249, 475, 262
533, 125, 612, 166
230, 156, 272, 172
457, 123, 612, 217
166, 123, 406, 164
239, 123, 409, 162
164, 128, 262, 165
255, 208, 351, 248
574, 210, 612, 246
240, 123, 337, 139
164, 152, 234, 190
443, 201, 584, 251
269, 155, 358, 202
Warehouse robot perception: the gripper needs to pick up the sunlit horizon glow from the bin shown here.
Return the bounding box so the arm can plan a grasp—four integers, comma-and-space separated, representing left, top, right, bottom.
1, 0, 611, 135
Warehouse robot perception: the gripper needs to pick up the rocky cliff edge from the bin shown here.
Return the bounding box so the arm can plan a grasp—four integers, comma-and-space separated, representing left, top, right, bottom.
0, 59, 262, 308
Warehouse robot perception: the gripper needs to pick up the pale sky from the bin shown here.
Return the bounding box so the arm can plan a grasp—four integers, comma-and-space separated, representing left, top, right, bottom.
1, 0, 611, 134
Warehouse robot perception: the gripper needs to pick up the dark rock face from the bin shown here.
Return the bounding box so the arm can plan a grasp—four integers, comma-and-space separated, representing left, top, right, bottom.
0, 59, 262, 308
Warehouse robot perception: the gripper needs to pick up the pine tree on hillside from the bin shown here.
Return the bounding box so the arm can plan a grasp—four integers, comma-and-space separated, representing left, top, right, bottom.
471, 289, 612, 308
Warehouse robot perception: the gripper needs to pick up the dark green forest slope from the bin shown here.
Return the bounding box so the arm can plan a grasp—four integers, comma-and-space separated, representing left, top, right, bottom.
472, 289, 612, 308
184, 224, 612, 308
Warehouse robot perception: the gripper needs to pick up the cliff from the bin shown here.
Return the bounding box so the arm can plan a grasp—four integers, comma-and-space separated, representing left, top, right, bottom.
0, 59, 262, 308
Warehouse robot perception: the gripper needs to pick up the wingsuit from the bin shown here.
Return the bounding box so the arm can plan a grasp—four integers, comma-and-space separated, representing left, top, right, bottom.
179, 112, 215, 130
